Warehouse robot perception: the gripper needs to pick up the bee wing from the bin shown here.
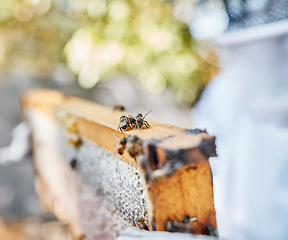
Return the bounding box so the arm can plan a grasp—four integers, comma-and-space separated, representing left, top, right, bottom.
112, 133, 120, 141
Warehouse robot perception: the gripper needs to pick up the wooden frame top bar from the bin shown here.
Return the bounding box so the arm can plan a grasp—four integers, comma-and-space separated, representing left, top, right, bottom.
22, 89, 214, 167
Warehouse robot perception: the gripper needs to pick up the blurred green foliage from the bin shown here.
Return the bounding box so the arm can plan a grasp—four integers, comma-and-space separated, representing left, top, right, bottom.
0, 0, 217, 105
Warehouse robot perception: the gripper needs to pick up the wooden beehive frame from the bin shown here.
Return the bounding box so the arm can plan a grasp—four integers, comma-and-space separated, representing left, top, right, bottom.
21, 89, 217, 239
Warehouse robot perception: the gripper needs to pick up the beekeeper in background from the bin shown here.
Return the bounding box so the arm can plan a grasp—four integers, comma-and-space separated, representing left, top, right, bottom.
174, 0, 288, 239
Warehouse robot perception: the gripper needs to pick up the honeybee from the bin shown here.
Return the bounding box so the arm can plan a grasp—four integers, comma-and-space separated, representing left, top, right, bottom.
166, 216, 198, 233
113, 104, 125, 111
114, 135, 143, 158
135, 110, 151, 129
205, 225, 218, 236
117, 115, 136, 132
126, 135, 143, 158
70, 158, 77, 169
135, 217, 149, 230
117, 137, 128, 155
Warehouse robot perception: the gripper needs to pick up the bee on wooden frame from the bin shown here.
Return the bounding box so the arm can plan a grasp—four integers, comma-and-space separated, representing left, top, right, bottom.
117, 137, 128, 155
113, 104, 125, 111
135, 110, 151, 129
117, 115, 136, 132
126, 135, 143, 158
113, 134, 143, 159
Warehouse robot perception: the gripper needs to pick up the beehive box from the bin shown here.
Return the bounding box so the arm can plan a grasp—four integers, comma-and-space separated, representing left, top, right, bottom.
21, 89, 217, 240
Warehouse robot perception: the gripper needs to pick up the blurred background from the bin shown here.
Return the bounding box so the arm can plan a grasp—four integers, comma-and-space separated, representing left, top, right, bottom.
3, 0, 288, 239
0, 0, 220, 239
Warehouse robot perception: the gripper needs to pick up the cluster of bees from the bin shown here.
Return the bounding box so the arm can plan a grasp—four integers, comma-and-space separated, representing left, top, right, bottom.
113, 106, 151, 158
117, 110, 151, 132
116, 135, 143, 158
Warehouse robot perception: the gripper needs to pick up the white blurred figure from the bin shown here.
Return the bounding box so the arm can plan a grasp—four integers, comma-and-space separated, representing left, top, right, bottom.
177, 0, 288, 239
